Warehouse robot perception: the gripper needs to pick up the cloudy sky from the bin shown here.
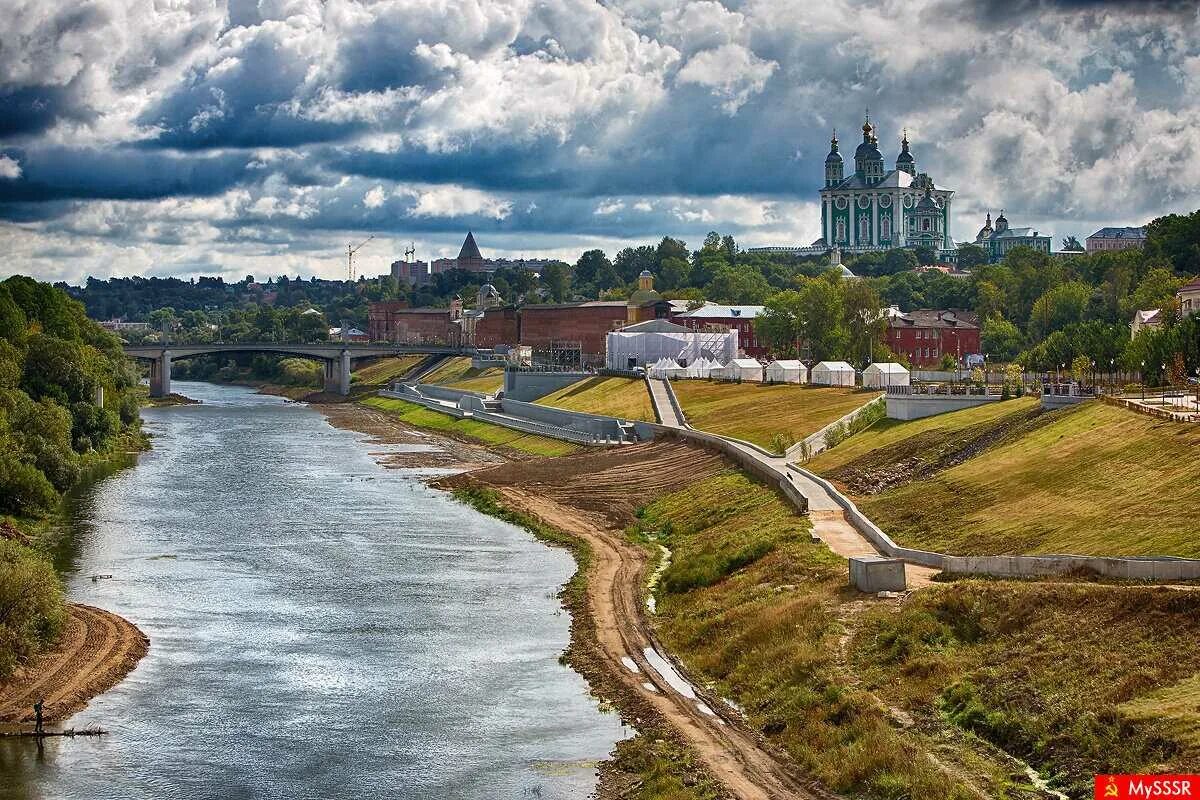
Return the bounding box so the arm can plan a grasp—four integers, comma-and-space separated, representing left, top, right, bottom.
2, 0, 1199, 285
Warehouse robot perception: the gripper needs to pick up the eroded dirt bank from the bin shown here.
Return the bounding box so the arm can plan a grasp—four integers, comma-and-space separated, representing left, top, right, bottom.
440, 443, 833, 800
0, 603, 149, 725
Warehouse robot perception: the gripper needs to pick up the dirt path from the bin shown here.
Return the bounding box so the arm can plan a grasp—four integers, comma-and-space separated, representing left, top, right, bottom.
491, 486, 828, 800
0, 603, 148, 725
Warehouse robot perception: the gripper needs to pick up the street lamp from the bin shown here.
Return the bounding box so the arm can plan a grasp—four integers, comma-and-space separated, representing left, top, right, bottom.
1141, 360, 1146, 401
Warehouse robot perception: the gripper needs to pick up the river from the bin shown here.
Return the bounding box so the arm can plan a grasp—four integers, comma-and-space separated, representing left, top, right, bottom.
0, 381, 627, 800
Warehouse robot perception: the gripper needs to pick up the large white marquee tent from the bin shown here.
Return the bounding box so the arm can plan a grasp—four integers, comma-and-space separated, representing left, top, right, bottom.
862, 362, 910, 388
605, 319, 737, 370
765, 360, 806, 384
811, 361, 856, 387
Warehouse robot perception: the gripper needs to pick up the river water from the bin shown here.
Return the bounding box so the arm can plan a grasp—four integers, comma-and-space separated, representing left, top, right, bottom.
0, 382, 626, 800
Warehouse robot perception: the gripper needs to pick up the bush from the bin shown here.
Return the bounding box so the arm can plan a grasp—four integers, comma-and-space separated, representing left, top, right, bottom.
0, 538, 67, 680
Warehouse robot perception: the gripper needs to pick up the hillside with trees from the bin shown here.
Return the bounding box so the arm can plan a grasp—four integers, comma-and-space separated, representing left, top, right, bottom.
0, 276, 145, 680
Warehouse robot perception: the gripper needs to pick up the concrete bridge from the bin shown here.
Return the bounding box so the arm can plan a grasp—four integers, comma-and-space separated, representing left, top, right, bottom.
122, 342, 469, 397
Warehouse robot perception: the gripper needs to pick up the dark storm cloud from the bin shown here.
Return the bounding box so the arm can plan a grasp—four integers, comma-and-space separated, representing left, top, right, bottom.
0, 147, 253, 204
2, 0, 1200, 282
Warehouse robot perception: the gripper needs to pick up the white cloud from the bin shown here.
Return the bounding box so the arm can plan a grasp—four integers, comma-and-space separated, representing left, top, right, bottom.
0, 156, 21, 179
363, 185, 387, 209
594, 199, 625, 215
676, 43, 777, 114
401, 185, 514, 220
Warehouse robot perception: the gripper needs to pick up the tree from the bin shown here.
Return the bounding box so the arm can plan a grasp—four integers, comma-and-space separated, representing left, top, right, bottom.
981, 317, 1024, 361
574, 249, 612, 286
956, 244, 989, 270
754, 291, 804, 355
843, 280, 887, 367
1028, 281, 1090, 340
914, 245, 936, 265
614, 246, 657, 283
0, 284, 27, 344
541, 262, 571, 302
657, 257, 691, 291
797, 278, 847, 362
1123, 267, 1182, 319
1061, 235, 1084, 252
974, 280, 1006, 321
705, 265, 770, 305
1146, 210, 1200, 275
882, 248, 918, 275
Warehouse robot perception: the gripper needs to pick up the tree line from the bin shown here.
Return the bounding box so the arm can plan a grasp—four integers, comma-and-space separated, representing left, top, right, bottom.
0, 277, 146, 680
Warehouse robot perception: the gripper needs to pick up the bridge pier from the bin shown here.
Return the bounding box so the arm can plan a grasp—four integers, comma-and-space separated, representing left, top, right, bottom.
323, 350, 351, 396
149, 351, 171, 398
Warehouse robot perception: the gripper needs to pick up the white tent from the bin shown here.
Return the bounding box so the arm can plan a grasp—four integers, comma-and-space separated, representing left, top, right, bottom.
811, 360, 856, 387
720, 358, 764, 382
765, 359, 806, 384
606, 319, 738, 370
862, 362, 910, 388
648, 357, 688, 379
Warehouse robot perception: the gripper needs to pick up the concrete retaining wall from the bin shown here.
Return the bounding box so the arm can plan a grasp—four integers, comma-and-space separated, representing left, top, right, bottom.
648, 424, 810, 514
500, 397, 629, 439
1041, 393, 1091, 410
788, 394, 883, 460
415, 382, 488, 403
791, 463, 1200, 580
886, 393, 1001, 420
502, 370, 593, 402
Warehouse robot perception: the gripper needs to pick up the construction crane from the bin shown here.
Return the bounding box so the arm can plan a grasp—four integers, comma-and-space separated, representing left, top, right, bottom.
346, 235, 374, 281
404, 242, 415, 262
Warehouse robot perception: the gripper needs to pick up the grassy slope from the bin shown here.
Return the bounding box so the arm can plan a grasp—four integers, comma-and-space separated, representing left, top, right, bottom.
360, 395, 580, 457
853, 581, 1200, 797
671, 380, 871, 452
640, 472, 1200, 798
534, 377, 657, 422
814, 400, 1200, 557
351, 355, 423, 387
637, 472, 983, 799
421, 356, 505, 394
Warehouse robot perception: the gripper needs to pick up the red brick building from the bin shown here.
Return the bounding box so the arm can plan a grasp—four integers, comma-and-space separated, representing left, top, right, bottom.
368, 303, 454, 344
886, 309, 980, 367
517, 301, 631, 357
671, 304, 767, 357
474, 306, 519, 349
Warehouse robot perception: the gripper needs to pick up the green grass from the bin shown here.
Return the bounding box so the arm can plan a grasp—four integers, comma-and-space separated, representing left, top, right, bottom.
360, 395, 579, 457
813, 400, 1200, 557
638, 472, 986, 799
534, 377, 656, 421
671, 380, 874, 452
421, 356, 505, 394
853, 581, 1200, 798
351, 355, 424, 387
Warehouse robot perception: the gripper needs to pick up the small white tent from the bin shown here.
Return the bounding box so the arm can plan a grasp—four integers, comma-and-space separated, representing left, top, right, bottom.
862, 362, 910, 389
721, 358, 764, 382
811, 360, 856, 387
765, 359, 806, 384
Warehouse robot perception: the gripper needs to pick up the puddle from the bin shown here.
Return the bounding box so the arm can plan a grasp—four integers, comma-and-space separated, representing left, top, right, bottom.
620, 656, 640, 674
642, 647, 696, 700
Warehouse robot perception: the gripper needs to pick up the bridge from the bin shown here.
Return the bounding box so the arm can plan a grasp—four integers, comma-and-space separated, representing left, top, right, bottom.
122, 342, 470, 397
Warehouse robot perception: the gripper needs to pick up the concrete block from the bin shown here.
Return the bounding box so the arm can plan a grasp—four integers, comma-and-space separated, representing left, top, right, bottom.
849, 556, 907, 593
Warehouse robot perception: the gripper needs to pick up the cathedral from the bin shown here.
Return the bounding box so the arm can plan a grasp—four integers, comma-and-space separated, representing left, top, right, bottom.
819, 116, 954, 252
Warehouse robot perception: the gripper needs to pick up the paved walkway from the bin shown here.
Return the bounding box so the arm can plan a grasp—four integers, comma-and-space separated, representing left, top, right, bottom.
647, 378, 684, 426
645, 380, 937, 586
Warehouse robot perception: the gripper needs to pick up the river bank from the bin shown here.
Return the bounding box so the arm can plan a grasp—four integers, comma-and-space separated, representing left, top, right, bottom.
0, 604, 148, 725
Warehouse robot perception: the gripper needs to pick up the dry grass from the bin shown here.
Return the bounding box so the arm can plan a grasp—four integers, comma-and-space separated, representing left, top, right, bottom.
638, 473, 983, 800
535, 377, 657, 421
671, 380, 873, 452
421, 356, 505, 394
1121, 672, 1200, 758
350, 355, 424, 387
830, 401, 1200, 557
854, 581, 1200, 798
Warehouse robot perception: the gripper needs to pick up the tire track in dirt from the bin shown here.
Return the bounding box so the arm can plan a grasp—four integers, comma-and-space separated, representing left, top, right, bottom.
0, 603, 148, 724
